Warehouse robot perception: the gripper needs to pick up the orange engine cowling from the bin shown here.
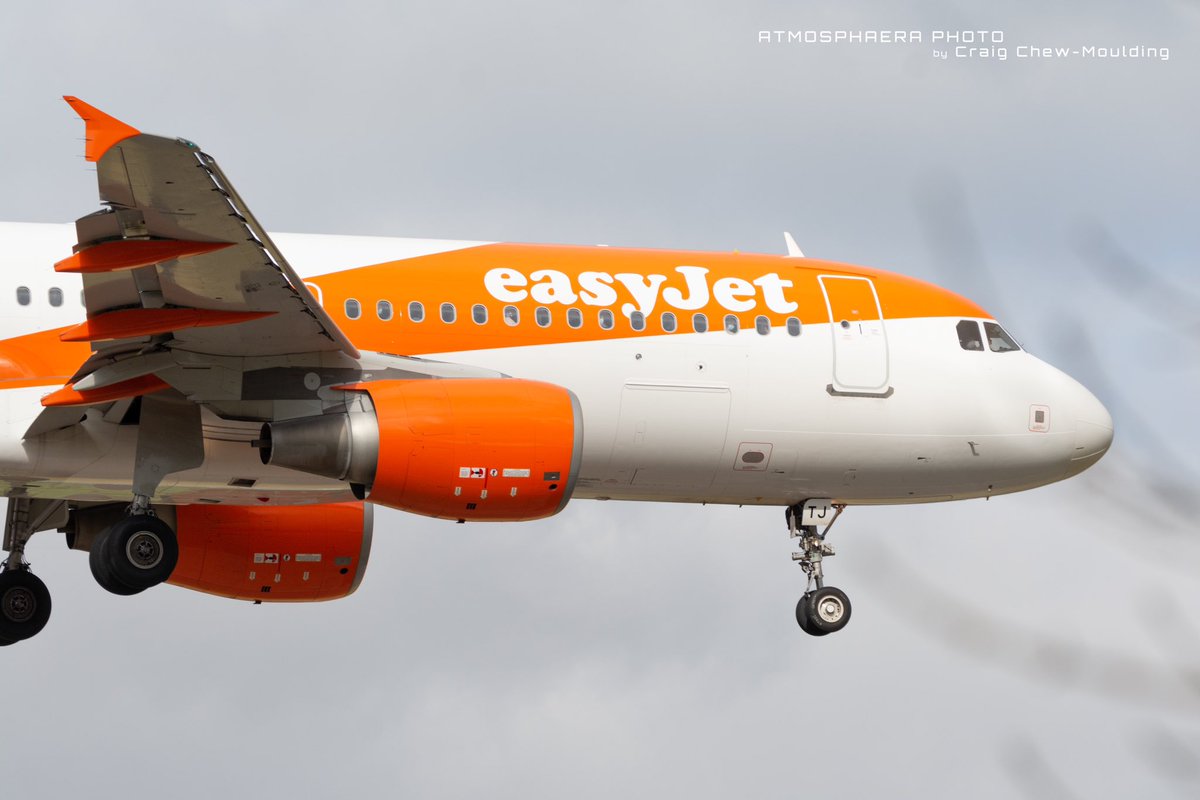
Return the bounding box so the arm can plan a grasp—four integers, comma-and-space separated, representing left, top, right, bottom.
260, 378, 582, 522
166, 503, 372, 602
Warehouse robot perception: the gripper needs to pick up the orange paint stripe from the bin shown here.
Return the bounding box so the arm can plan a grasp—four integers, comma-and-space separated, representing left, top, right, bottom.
309, 243, 992, 355
63, 96, 141, 163
41, 374, 170, 408
60, 308, 275, 343
55, 239, 234, 274
1, 244, 995, 386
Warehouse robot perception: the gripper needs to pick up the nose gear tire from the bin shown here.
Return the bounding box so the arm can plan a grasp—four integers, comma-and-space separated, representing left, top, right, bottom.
806, 586, 851, 634
795, 593, 830, 637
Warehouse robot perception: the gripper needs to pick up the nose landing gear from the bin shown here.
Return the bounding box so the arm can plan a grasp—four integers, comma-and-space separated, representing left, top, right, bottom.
789, 501, 852, 636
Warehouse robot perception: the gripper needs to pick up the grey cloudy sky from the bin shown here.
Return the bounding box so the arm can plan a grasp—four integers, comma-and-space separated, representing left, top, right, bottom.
2, 2, 1199, 798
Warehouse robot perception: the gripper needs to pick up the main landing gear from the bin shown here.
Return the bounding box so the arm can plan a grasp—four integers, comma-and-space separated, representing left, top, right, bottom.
88, 496, 179, 597
1, 498, 66, 645
788, 501, 852, 637
0, 495, 181, 644
1, 394, 196, 643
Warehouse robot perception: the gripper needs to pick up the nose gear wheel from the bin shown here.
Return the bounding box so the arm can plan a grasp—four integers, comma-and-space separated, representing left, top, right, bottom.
788, 502, 852, 637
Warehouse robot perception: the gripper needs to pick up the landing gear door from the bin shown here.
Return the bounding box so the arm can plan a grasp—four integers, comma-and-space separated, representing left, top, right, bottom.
819, 275, 891, 396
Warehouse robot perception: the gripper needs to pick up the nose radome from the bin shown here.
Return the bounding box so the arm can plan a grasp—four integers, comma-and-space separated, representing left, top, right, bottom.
1071, 387, 1114, 473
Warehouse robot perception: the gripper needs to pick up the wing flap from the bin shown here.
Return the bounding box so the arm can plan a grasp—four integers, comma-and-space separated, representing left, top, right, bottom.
59, 308, 275, 343
54, 239, 234, 273
41, 374, 171, 408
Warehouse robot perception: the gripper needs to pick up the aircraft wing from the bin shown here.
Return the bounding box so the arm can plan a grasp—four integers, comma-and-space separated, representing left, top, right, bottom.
25, 98, 502, 437
59, 96, 358, 364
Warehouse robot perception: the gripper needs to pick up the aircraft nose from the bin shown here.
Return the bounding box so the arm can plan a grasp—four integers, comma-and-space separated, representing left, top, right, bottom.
1070, 387, 1114, 474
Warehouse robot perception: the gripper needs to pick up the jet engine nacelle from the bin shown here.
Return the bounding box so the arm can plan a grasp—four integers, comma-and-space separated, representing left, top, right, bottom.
169, 503, 372, 601
66, 502, 372, 602
259, 378, 583, 521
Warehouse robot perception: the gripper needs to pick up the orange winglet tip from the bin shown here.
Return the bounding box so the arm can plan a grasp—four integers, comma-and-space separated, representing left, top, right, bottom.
54, 239, 234, 274
41, 374, 171, 408
63, 96, 141, 162
60, 308, 275, 343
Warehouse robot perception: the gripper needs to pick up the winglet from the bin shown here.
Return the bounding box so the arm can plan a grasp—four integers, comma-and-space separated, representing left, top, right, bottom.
783, 232, 805, 258
63, 96, 140, 162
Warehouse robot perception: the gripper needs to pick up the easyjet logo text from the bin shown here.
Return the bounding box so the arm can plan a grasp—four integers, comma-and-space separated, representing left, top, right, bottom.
483, 266, 798, 317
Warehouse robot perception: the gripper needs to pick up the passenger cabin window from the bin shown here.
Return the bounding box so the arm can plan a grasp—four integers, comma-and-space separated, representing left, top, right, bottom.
724, 315, 739, 334
786, 317, 801, 336
984, 322, 1021, 353
536, 307, 551, 327
755, 315, 770, 335
48, 288, 63, 307
345, 298, 361, 320
567, 308, 583, 329
408, 301, 425, 322
472, 304, 488, 325
630, 311, 645, 331
957, 320, 983, 351
16, 286, 30, 306
598, 309, 614, 330
693, 313, 708, 333
503, 305, 519, 326
440, 303, 456, 323
377, 300, 393, 321
661, 312, 677, 333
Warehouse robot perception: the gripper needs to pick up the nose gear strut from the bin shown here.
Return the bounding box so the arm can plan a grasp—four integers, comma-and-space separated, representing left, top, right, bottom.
788, 501, 852, 636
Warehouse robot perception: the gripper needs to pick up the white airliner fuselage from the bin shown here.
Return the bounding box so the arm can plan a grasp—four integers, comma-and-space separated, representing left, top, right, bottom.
0, 222, 1111, 509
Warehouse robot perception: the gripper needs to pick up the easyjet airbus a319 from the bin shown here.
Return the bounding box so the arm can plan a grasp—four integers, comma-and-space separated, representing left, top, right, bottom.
0, 98, 1112, 644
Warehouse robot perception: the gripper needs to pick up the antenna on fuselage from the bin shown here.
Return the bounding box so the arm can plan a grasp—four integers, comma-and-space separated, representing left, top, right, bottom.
783, 231, 805, 258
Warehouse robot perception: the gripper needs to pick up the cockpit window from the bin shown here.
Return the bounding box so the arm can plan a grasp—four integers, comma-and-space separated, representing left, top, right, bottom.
956, 320, 983, 351
984, 322, 1021, 353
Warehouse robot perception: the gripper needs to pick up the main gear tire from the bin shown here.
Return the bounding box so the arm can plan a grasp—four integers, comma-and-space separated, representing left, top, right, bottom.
89, 537, 145, 596
103, 515, 178, 592
0, 569, 52, 642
